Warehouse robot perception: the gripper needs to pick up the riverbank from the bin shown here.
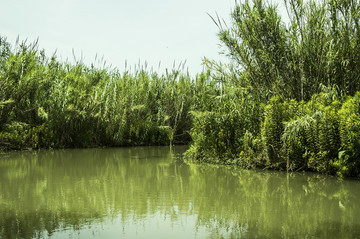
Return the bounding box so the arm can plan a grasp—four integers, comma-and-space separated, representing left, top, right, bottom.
1, 0, 360, 178
1, 35, 360, 178
183, 0, 360, 178
185, 92, 360, 178
0, 36, 217, 150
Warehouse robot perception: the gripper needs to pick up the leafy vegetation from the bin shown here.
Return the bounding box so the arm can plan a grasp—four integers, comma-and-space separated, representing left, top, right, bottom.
209, 0, 360, 101
186, 0, 360, 178
0, 36, 217, 149
1, 0, 360, 177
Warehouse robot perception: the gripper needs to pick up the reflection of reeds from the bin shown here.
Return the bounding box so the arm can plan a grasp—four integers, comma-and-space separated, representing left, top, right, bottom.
0, 148, 360, 238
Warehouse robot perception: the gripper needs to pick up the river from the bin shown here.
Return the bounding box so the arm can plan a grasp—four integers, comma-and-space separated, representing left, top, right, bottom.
0, 146, 359, 238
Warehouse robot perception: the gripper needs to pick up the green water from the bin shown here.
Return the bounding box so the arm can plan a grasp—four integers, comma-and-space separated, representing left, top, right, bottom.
0, 146, 359, 239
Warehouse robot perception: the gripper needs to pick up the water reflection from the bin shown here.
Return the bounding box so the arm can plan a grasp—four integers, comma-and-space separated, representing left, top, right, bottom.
0, 146, 360, 238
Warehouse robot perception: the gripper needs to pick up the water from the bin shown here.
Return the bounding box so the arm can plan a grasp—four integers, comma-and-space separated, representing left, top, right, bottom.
0, 146, 360, 239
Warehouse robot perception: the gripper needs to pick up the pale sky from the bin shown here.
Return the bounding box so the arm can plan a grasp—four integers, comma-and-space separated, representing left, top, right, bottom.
1, 0, 288, 75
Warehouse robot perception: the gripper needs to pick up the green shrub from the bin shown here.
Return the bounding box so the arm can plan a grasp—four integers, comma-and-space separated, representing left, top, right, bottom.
338, 92, 360, 176
261, 96, 288, 167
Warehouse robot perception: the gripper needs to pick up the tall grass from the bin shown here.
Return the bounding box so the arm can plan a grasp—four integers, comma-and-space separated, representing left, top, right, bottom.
210, 0, 360, 101
0, 36, 217, 149
2, 0, 360, 178
186, 0, 360, 177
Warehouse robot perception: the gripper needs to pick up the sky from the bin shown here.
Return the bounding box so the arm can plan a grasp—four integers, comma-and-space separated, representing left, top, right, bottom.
1, 0, 288, 75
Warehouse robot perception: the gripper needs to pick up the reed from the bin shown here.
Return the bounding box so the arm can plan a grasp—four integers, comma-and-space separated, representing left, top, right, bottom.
0, 37, 205, 149
186, 0, 360, 177
1, 0, 360, 177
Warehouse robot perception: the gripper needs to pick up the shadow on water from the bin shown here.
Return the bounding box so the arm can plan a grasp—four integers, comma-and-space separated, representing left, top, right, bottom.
0, 146, 360, 238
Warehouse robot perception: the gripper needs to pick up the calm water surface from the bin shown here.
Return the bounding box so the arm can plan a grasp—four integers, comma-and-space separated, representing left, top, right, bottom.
0, 146, 360, 238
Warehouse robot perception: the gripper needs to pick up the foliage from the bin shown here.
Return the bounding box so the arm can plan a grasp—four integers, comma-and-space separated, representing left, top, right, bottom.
2, 0, 360, 178
338, 92, 360, 176
211, 0, 360, 101
186, 0, 360, 178
185, 81, 263, 168
0, 37, 211, 149
187, 88, 360, 177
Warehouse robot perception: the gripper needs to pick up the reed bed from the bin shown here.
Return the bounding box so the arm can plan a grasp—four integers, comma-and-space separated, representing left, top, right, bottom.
1, 0, 360, 177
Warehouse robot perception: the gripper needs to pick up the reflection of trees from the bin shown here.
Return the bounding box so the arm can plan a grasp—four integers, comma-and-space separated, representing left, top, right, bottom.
0, 147, 360, 238
188, 166, 360, 238
0, 147, 188, 238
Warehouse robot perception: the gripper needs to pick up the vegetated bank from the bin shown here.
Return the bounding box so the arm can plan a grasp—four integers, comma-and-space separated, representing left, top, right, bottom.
0, 36, 219, 149
1, 0, 360, 178
185, 0, 360, 178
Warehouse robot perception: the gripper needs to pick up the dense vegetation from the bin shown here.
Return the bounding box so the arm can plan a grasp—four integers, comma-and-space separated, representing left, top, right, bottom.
186, 0, 360, 177
0, 37, 219, 149
1, 0, 360, 177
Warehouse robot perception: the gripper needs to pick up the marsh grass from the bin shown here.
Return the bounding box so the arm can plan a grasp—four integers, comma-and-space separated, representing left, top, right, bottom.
0, 36, 217, 149
1, 0, 360, 178
186, 0, 360, 177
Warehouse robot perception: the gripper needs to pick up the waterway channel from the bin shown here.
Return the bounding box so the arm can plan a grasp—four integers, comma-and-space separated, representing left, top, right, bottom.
0, 146, 359, 238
